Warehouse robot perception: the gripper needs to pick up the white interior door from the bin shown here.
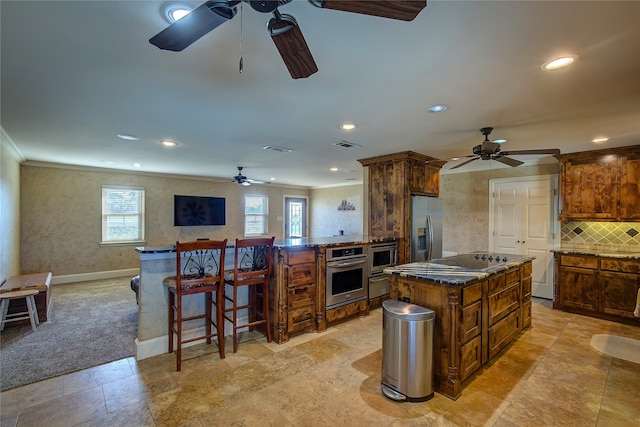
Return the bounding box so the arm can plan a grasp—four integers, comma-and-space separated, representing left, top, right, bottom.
490, 176, 559, 299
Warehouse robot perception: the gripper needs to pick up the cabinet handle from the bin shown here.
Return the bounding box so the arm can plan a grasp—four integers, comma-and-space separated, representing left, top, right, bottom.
516, 240, 520, 243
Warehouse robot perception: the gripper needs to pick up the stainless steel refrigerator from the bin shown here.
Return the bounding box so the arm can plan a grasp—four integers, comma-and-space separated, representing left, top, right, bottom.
410, 196, 443, 262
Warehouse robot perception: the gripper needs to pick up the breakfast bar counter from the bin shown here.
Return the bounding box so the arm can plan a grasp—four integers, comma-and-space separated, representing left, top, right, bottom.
384, 253, 534, 399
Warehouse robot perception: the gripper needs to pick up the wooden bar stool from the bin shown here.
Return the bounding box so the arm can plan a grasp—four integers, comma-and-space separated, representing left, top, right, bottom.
223, 236, 275, 353
0, 289, 40, 332
163, 239, 227, 371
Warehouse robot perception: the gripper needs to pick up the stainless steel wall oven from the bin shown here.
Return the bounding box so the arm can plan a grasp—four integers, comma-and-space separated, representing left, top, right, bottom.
368, 242, 397, 299
325, 245, 367, 309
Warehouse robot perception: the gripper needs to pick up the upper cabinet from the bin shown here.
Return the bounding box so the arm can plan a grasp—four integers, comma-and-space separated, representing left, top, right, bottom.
358, 151, 445, 263
558, 145, 640, 221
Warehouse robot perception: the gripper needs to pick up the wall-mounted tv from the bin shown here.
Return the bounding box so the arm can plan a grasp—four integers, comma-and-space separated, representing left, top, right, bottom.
174, 195, 226, 226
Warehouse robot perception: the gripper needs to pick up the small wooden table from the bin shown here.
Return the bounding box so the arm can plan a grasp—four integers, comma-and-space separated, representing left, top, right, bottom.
0, 272, 52, 323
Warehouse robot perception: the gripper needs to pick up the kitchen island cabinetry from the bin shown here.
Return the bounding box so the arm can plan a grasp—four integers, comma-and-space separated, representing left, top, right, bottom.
558, 145, 640, 221
553, 251, 640, 323
386, 254, 533, 399
272, 247, 319, 343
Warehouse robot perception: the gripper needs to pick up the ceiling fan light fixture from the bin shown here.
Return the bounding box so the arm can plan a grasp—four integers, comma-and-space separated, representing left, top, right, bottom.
164, 5, 192, 23
493, 138, 507, 144
542, 55, 578, 71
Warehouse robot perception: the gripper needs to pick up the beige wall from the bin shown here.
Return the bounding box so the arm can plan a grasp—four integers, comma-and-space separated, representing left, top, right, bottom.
310, 185, 364, 237
440, 163, 560, 254
0, 135, 22, 282
20, 164, 309, 276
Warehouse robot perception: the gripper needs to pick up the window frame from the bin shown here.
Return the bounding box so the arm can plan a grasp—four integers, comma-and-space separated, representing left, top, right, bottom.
101, 185, 146, 246
244, 194, 269, 237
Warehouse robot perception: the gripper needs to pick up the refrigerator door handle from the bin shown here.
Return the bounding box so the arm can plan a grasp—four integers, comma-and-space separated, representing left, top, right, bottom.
426, 214, 433, 260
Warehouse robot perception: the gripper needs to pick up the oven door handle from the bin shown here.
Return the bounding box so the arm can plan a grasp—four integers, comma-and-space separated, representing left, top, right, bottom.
369, 275, 388, 283
329, 259, 367, 268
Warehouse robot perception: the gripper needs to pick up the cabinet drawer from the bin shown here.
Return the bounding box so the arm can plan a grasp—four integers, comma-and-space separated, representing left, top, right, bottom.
460, 335, 482, 382
285, 249, 316, 265
600, 258, 640, 274
288, 285, 315, 309
488, 309, 520, 359
562, 255, 598, 269
462, 282, 483, 306
505, 269, 520, 286
488, 283, 520, 325
461, 300, 481, 343
287, 306, 314, 334
287, 264, 315, 288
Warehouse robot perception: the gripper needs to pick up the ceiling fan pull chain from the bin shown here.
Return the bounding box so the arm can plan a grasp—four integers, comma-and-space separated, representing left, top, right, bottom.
238, 1, 243, 73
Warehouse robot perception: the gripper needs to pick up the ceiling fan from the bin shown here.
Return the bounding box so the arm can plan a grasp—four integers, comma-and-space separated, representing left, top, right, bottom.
450, 127, 561, 170
233, 166, 268, 186
149, 0, 427, 79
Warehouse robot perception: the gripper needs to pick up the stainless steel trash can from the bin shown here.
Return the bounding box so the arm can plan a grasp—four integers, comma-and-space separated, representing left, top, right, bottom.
381, 299, 435, 402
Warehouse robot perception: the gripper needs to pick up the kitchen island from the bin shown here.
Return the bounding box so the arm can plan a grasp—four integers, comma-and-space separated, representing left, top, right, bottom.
134, 235, 396, 359
384, 253, 534, 399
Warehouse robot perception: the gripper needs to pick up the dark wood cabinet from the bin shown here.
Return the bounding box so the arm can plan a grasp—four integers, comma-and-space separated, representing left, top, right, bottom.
359, 151, 445, 264
619, 151, 640, 220
554, 253, 640, 324
390, 261, 532, 399
272, 247, 318, 343
558, 145, 640, 221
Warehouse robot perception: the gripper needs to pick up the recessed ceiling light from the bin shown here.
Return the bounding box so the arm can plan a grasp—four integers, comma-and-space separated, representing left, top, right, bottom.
263, 145, 293, 153
592, 136, 609, 143
330, 167, 339, 172
132, 163, 142, 168
427, 104, 448, 113
165, 5, 192, 23
117, 134, 139, 141
450, 157, 460, 161
542, 55, 578, 71
493, 139, 508, 144
270, 177, 276, 181
339, 123, 357, 131
161, 140, 177, 147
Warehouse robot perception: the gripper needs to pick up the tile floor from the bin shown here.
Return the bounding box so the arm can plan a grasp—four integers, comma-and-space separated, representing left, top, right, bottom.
1, 299, 639, 427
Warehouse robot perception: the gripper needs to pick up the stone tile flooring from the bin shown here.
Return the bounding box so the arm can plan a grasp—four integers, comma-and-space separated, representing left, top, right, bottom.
1, 299, 639, 426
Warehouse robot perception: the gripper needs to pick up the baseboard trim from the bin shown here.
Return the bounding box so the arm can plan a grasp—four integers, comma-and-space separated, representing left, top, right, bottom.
51, 268, 140, 285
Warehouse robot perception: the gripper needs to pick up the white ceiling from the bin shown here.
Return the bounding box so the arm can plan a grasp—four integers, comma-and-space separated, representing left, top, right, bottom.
2, 1, 639, 188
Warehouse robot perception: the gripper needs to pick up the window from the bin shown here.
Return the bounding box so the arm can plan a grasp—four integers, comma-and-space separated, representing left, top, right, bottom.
244, 195, 268, 236
101, 185, 145, 244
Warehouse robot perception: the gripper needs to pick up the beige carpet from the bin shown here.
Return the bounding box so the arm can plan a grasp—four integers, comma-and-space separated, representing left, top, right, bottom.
590, 334, 640, 364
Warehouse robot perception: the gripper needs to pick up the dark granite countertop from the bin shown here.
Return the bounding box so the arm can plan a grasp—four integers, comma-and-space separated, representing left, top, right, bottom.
551, 248, 640, 260
136, 235, 397, 254
384, 253, 535, 286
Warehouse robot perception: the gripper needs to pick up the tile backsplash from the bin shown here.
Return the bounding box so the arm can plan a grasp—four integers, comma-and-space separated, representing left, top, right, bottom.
561, 222, 640, 250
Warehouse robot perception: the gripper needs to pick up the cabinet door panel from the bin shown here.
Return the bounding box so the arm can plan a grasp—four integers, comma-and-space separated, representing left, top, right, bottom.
619, 152, 640, 220
461, 300, 481, 343
599, 271, 640, 318
288, 285, 314, 309
488, 309, 520, 359
562, 157, 618, 220
287, 264, 315, 287
460, 335, 482, 381
558, 266, 598, 311
488, 283, 520, 325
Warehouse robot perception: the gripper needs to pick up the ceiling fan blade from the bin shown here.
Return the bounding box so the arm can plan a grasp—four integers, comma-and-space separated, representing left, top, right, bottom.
499, 148, 561, 156
450, 157, 479, 170
269, 13, 318, 79
494, 156, 524, 167
310, 0, 427, 21
149, 2, 237, 52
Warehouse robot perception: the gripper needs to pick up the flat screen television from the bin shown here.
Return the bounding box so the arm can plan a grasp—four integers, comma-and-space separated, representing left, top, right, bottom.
174, 195, 226, 226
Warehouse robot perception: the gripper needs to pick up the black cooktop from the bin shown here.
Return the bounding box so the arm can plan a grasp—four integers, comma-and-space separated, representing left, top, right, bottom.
431, 253, 512, 270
